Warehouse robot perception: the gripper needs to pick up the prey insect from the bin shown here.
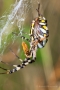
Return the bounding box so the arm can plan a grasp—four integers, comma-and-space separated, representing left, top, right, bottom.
0, 3, 49, 74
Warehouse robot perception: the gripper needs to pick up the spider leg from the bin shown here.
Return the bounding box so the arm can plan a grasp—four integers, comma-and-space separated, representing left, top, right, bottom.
0, 66, 10, 74
12, 32, 30, 42
36, 3, 40, 16
21, 36, 30, 42
9, 48, 23, 62
8, 57, 35, 74
1, 61, 9, 65
0, 66, 8, 71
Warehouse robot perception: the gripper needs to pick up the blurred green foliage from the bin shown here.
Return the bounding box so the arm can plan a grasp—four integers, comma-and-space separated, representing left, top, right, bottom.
0, 0, 14, 16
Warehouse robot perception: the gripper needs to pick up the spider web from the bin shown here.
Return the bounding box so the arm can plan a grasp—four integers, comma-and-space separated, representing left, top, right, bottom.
0, 0, 32, 54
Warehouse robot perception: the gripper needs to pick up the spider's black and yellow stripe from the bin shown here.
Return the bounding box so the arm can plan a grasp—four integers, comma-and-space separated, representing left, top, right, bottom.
30, 20, 35, 41
30, 16, 49, 48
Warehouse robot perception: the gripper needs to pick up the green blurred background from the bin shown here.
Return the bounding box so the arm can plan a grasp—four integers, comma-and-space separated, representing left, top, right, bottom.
0, 0, 60, 90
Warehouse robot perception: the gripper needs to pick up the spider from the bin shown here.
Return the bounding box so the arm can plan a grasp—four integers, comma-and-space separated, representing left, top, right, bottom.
0, 3, 49, 74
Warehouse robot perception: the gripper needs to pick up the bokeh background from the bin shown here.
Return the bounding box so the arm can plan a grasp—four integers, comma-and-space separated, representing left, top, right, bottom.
0, 0, 60, 90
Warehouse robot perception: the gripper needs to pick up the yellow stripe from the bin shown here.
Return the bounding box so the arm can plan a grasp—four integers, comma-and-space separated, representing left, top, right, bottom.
30, 21, 35, 41
41, 20, 45, 22
43, 25, 47, 30
30, 28, 34, 41
44, 34, 46, 37
30, 28, 32, 35
32, 23, 34, 28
